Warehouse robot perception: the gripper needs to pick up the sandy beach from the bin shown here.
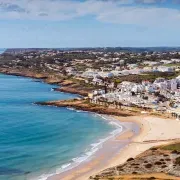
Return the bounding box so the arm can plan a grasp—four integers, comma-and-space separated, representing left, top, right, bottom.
49, 115, 180, 180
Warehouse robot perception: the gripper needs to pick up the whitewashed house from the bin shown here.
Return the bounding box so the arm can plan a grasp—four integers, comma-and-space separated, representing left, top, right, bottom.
156, 66, 174, 73
170, 79, 178, 91
92, 77, 103, 85
82, 70, 99, 78
98, 72, 114, 78
93, 89, 105, 95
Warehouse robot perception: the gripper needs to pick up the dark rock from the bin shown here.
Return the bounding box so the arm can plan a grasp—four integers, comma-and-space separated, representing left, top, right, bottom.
145, 164, 152, 168
165, 158, 171, 161
127, 158, 134, 162
163, 154, 169, 157
154, 161, 162, 165
171, 150, 178, 154
161, 165, 167, 168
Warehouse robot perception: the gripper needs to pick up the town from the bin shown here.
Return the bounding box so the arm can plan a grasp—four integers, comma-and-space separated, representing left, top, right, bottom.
1, 48, 180, 119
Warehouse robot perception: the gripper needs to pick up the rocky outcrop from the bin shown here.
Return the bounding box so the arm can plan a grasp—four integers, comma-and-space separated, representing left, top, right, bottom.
90, 146, 180, 180
54, 87, 89, 96
36, 99, 136, 117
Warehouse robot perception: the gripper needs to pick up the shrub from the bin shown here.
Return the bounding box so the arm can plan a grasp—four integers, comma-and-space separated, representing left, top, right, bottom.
131, 163, 140, 166
161, 165, 167, 168
165, 158, 171, 161
161, 143, 180, 151
117, 168, 124, 171
171, 150, 178, 154
154, 161, 162, 165
127, 158, 134, 162
163, 154, 169, 157
145, 164, 152, 168
175, 157, 180, 165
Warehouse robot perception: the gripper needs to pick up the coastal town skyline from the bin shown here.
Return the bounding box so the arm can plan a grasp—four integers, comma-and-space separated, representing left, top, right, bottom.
1, 0, 180, 48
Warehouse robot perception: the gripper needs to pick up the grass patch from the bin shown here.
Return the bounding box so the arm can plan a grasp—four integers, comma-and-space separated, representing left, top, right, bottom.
163, 63, 180, 67
175, 157, 180, 165
160, 143, 180, 151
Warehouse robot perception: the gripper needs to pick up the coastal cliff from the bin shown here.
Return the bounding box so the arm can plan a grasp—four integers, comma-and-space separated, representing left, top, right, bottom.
36, 99, 137, 117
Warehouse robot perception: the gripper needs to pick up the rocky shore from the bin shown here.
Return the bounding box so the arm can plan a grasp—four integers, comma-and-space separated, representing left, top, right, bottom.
54, 87, 89, 96
0, 68, 50, 81
36, 99, 138, 117
0, 68, 91, 96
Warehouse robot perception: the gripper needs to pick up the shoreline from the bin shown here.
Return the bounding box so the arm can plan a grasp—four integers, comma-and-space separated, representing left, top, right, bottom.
47, 114, 139, 180
50, 115, 180, 180
0, 69, 91, 96
28, 113, 138, 180
1, 71, 180, 180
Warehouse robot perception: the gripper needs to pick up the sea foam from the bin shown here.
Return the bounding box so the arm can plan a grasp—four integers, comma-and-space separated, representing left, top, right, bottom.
33, 114, 124, 180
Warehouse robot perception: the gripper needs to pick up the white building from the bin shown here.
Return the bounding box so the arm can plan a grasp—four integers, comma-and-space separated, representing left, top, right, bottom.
81, 70, 99, 78
98, 72, 114, 78
93, 89, 105, 95
143, 61, 159, 66
92, 77, 103, 85
145, 85, 156, 93
154, 81, 168, 90
156, 66, 174, 73
171, 59, 180, 63
160, 60, 172, 64
119, 60, 125, 65
171, 79, 178, 91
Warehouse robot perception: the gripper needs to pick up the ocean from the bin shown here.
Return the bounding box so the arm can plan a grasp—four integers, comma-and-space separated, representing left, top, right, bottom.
0, 48, 6, 54
0, 74, 117, 180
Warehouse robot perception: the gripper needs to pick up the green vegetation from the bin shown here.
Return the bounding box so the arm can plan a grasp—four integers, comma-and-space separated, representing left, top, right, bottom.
175, 157, 180, 165
160, 143, 180, 151
164, 63, 180, 67
113, 72, 179, 84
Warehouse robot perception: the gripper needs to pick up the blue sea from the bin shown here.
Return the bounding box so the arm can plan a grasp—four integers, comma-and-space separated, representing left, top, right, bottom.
0, 48, 6, 54
0, 74, 116, 180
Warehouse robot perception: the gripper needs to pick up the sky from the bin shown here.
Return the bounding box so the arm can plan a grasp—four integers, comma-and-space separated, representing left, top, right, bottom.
0, 0, 180, 48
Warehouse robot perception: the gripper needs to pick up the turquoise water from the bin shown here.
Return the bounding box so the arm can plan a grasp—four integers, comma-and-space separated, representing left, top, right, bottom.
0, 74, 115, 180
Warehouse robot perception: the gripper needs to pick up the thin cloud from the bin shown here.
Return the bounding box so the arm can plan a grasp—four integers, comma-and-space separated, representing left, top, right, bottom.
0, 4, 26, 13
136, 0, 166, 4
0, 0, 180, 28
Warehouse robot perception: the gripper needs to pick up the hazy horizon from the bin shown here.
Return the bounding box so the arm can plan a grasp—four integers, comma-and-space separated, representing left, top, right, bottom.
1, 46, 180, 49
